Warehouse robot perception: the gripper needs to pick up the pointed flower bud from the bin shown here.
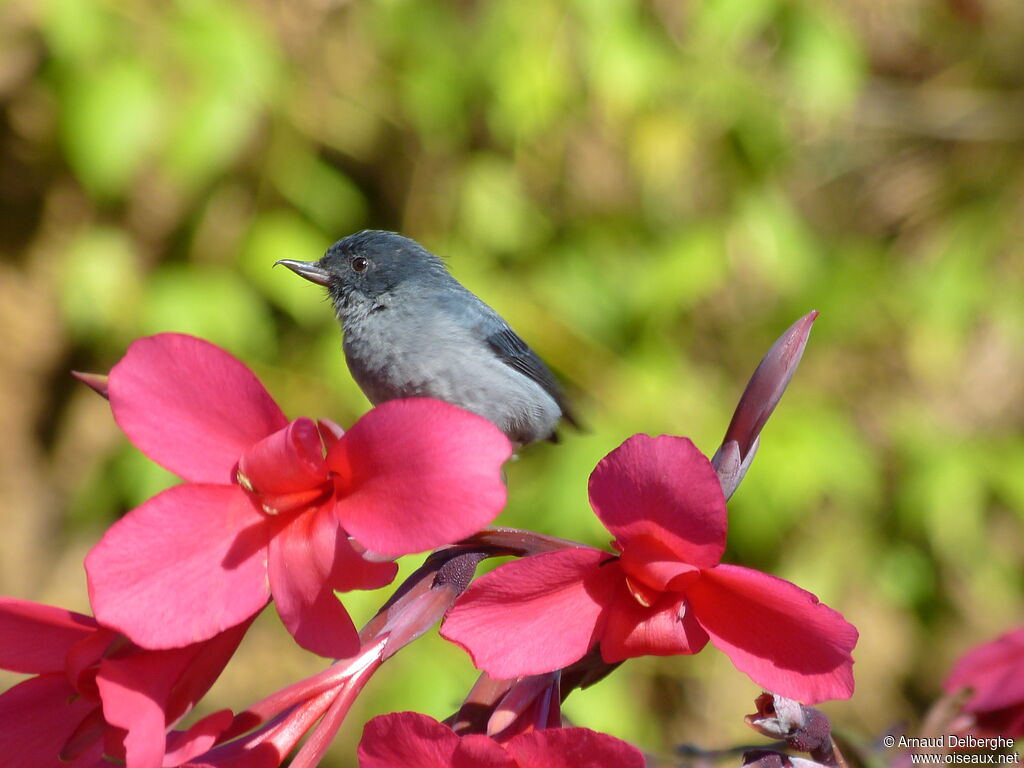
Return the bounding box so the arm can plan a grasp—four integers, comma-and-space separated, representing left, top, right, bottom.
713, 311, 818, 499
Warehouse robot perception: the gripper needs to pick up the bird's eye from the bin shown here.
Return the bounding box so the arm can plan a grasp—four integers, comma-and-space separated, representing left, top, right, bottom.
351, 256, 369, 272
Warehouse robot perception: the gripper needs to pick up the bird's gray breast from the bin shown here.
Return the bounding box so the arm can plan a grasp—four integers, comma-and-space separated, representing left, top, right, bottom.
339, 299, 561, 444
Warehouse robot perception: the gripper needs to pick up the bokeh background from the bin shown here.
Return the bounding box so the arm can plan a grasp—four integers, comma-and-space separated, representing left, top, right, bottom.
1, 0, 1022, 764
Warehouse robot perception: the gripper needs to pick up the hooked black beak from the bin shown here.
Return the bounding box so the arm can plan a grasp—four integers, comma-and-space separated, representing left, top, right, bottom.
275, 259, 331, 287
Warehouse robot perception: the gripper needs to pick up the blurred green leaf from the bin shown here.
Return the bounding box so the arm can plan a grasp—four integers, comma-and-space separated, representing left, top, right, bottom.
630, 110, 699, 209
113, 445, 178, 509
139, 266, 277, 359
562, 658, 663, 749
782, 6, 865, 117
41, 0, 109, 63
162, 0, 278, 188
459, 154, 550, 252
728, 402, 878, 557
60, 59, 162, 198
481, 0, 573, 142
988, 442, 1024, 518
239, 212, 332, 324
579, 5, 676, 115
877, 544, 937, 609
374, 1, 473, 146
900, 441, 987, 564
270, 149, 367, 235
162, 93, 258, 190
690, 0, 780, 53
58, 226, 143, 342
733, 186, 820, 293
638, 227, 730, 314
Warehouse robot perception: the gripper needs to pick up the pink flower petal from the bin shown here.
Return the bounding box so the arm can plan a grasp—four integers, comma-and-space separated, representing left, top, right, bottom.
0, 598, 98, 674
357, 711, 460, 768
452, 736, 518, 768
588, 435, 726, 569
0, 674, 105, 768
65, 627, 118, 697
96, 621, 250, 768
188, 688, 338, 768
237, 419, 329, 499
505, 727, 646, 768
599, 581, 709, 663
288, 649, 384, 768
441, 548, 616, 679
973, 705, 1024, 739
328, 399, 512, 556
267, 505, 364, 659
687, 564, 858, 704
86, 484, 272, 649
318, 419, 345, 450
945, 627, 1024, 712
358, 712, 513, 768
329, 538, 400, 593
160, 621, 253, 725
109, 334, 287, 484
164, 709, 235, 766
616, 538, 701, 593
96, 660, 168, 768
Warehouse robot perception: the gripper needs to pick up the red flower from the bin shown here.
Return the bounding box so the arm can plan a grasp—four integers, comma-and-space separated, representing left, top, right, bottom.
944, 626, 1024, 737
357, 712, 645, 768
183, 639, 386, 768
441, 434, 858, 704
0, 598, 246, 768
85, 334, 512, 658
185, 548, 487, 768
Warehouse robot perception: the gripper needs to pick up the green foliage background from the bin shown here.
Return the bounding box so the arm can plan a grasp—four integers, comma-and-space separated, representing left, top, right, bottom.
1, 0, 1022, 764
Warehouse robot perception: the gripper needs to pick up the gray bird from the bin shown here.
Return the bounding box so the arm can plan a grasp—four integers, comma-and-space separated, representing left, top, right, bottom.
276, 230, 577, 446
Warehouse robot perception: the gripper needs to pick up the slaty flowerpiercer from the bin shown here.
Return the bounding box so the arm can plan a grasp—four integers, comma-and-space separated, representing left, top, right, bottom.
277, 230, 577, 446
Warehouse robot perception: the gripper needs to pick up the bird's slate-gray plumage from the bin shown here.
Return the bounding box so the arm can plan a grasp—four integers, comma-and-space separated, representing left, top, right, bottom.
277, 230, 576, 445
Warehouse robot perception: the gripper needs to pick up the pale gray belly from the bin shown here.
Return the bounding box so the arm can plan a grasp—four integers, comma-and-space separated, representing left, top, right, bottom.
342, 319, 560, 444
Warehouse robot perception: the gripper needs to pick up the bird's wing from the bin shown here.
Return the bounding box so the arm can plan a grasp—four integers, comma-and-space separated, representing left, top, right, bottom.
483, 323, 580, 430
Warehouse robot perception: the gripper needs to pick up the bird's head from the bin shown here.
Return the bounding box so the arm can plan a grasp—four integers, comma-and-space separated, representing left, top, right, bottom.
277, 230, 449, 317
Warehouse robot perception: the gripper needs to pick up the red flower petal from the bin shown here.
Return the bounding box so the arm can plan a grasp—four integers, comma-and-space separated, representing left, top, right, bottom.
973, 705, 1024, 739
237, 419, 329, 500
599, 582, 709, 663
329, 538, 400, 593
505, 727, 646, 768
0, 599, 98, 674
358, 712, 513, 768
188, 688, 338, 768
267, 505, 364, 659
86, 484, 272, 649
318, 419, 345, 449
96, 659, 169, 768
96, 621, 250, 768
452, 735, 519, 768
328, 399, 512, 556
164, 709, 235, 765
441, 548, 616, 679
687, 564, 858, 704
616, 538, 701, 593
109, 334, 287, 484
0, 674, 105, 768
588, 435, 726, 570
357, 711, 462, 768
945, 627, 1024, 712
65, 626, 117, 697
161, 620, 254, 724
